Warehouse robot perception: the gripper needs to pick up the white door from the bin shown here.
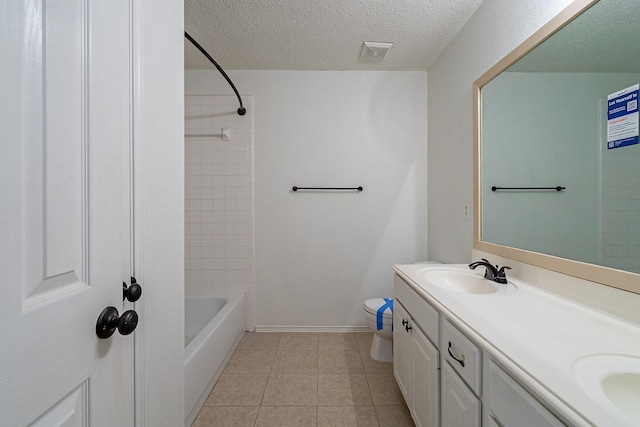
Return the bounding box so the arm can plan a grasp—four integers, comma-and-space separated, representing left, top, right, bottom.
0, 0, 134, 425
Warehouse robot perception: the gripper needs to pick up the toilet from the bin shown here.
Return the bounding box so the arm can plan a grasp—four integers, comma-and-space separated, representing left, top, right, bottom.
363, 298, 394, 362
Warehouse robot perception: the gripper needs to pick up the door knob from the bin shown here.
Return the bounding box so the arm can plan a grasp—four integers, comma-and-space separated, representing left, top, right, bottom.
96, 306, 138, 339
123, 277, 142, 302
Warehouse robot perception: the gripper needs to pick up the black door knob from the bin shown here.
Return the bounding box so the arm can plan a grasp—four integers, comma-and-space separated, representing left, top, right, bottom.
123, 277, 142, 302
96, 306, 139, 339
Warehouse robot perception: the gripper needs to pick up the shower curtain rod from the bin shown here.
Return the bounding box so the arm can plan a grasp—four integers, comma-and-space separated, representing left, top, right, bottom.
184, 31, 246, 116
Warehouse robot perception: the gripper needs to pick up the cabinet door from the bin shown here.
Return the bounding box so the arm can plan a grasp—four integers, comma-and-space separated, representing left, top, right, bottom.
486, 360, 564, 427
394, 300, 411, 399
441, 362, 481, 427
412, 326, 439, 427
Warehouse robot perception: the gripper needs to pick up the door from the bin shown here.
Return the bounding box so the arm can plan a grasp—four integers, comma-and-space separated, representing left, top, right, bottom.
441, 363, 481, 427
0, 0, 134, 425
411, 325, 439, 427
393, 301, 411, 400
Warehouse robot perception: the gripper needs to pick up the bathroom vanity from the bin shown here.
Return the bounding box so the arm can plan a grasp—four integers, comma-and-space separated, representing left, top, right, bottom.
392, 263, 640, 427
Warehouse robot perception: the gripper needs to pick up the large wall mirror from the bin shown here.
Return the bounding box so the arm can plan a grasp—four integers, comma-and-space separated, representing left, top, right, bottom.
474, 0, 640, 294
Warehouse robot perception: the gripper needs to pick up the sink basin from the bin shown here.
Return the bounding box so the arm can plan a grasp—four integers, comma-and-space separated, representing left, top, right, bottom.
418, 269, 514, 294
573, 354, 640, 422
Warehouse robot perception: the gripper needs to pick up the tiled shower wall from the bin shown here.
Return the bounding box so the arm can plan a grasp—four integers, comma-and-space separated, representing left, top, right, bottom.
600, 142, 640, 273
184, 95, 255, 310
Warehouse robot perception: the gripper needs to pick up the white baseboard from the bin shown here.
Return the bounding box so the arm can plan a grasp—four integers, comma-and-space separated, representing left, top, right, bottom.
254, 325, 370, 333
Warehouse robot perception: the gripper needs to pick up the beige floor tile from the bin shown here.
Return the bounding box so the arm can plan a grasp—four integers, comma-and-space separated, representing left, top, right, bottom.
278, 332, 319, 350
272, 350, 318, 373
318, 351, 364, 374
367, 372, 405, 406
262, 373, 318, 406
318, 374, 373, 406
318, 405, 379, 427
255, 406, 317, 427
237, 332, 281, 351
360, 350, 393, 374
194, 332, 414, 425
192, 406, 259, 427
224, 350, 275, 374
204, 373, 269, 406
354, 332, 373, 352
375, 404, 415, 427
319, 333, 358, 350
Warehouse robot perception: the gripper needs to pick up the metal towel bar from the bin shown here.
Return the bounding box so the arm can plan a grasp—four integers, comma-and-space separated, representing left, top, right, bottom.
491, 186, 565, 192
292, 186, 363, 192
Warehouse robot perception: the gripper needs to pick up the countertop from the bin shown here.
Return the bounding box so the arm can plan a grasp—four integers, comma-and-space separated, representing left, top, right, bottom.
392, 263, 640, 427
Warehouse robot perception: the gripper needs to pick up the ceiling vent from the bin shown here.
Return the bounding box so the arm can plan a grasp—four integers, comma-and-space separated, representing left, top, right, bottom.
360, 42, 393, 62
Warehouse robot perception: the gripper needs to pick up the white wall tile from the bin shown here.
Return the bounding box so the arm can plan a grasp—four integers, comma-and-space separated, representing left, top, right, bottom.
184, 95, 255, 303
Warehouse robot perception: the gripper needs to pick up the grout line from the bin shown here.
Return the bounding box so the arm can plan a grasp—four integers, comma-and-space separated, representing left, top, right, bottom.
195, 332, 417, 426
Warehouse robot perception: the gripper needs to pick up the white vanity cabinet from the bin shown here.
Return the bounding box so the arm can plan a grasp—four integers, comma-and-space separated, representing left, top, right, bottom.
393, 272, 566, 427
394, 278, 440, 427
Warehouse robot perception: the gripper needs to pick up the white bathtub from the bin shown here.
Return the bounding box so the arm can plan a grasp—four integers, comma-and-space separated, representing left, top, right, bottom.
184, 294, 245, 426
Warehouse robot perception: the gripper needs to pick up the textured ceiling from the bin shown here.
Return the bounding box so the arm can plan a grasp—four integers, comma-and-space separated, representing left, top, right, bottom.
184, 0, 484, 71
509, 0, 640, 73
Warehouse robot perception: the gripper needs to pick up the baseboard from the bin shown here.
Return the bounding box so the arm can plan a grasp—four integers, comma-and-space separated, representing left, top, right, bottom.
254, 325, 370, 333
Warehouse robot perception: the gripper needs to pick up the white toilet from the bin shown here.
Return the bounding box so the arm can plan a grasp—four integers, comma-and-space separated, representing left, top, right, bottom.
363, 298, 394, 362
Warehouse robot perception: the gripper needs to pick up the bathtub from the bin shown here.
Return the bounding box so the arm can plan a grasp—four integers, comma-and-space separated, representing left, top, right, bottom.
184, 294, 245, 426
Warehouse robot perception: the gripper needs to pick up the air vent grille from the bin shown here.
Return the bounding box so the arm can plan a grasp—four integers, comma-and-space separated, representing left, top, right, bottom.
360, 42, 393, 62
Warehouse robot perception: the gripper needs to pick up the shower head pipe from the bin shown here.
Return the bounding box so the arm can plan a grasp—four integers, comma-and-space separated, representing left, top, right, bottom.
184, 31, 246, 116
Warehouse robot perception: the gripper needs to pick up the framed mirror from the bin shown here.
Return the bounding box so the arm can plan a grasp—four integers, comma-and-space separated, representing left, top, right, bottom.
473, 0, 640, 294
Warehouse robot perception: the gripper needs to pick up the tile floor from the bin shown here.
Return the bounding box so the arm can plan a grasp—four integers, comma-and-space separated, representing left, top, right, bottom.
192, 332, 415, 427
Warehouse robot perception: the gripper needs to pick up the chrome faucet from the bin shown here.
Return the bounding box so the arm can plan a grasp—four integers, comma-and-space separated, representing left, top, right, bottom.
468, 259, 511, 284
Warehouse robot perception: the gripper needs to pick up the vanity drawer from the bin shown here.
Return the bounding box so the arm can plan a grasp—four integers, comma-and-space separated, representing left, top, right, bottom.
394, 274, 439, 344
442, 318, 481, 395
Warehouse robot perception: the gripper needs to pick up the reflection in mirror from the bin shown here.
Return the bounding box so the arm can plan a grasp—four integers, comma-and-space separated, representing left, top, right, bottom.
474, 0, 640, 293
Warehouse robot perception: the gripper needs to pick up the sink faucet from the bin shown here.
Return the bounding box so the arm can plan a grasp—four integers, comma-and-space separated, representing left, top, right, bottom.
469, 259, 511, 284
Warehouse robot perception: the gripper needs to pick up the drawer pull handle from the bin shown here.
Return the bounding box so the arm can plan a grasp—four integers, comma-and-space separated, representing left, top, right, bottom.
448, 341, 465, 367
402, 319, 408, 326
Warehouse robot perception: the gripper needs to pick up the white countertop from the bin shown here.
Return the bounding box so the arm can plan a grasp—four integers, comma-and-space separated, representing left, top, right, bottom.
392, 263, 640, 427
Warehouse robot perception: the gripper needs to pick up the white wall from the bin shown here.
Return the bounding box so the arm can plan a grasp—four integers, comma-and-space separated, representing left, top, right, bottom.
427, 0, 576, 263
134, 0, 184, 424
186, 70, 427, 328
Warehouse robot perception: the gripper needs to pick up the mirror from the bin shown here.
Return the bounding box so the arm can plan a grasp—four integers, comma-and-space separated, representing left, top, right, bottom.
474, 0, 640, 294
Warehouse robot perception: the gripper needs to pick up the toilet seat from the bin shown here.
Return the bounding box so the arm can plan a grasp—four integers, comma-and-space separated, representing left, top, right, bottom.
363, 298, 393, 319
